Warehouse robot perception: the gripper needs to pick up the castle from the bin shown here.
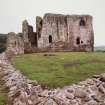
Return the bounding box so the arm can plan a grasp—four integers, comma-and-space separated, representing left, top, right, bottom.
7, 13, 94, 54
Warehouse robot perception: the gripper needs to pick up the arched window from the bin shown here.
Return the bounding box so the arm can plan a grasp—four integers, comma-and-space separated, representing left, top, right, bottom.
76, 37, 80, 45
80, 19, 86, 26
49, 35, 52, 43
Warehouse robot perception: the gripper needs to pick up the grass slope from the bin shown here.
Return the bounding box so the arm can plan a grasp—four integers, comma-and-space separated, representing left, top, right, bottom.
11, 52, 105, 88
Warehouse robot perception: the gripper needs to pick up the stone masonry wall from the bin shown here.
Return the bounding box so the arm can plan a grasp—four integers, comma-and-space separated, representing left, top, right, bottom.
36, 16, 43, 39
1, 52, 105, 105
38, 13, 94, 52
5, 13, 94, 54
6, 32, 24, 57
22, 20, 37, 53
66, 15, 94, 51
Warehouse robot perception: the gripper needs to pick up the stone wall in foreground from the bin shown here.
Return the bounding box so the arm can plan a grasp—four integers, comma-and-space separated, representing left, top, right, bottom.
1, 52, 105, 105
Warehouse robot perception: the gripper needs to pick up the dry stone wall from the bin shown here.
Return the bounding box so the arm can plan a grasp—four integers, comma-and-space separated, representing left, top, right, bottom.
1, 52, 105, 105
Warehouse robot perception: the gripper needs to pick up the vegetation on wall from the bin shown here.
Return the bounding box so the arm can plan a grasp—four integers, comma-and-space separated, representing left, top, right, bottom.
0, 34, 7, 53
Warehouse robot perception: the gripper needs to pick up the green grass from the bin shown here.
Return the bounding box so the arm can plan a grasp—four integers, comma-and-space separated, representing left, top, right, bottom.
0, 95, 5, 105
0, 69, 7, 105
11, 52, 105, 88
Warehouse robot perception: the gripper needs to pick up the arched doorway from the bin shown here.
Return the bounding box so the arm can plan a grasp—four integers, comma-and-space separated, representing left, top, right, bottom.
76, 37, 80, 45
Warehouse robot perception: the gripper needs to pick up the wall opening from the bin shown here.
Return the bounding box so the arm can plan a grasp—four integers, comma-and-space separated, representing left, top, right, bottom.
40, 20, 43, 26
76, 37, 80, 45
81, 41, 83, 44
80, 19, 86, 26
49, 35, 52, 43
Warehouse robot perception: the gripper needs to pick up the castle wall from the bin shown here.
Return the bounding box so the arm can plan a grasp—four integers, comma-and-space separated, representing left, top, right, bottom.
67, 15, 94, 51
6, 32, 24, 56
38, 13, 94, 52
36, 16, 43, 39
38, 14, 68, 50
6, 13, 94, 55
21, 13, 94, 52
22, 20, 37, 53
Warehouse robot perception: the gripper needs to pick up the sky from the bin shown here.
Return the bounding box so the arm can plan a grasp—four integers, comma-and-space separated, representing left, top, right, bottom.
0, 0, 105, 46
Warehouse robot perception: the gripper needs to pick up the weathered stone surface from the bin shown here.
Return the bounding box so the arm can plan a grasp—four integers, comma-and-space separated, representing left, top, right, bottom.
38, 13, 94, 52
22, 20, 37, 53
4, 13, 94, 55
6, 32, 24, 57
36, 16, 43, 39
0, 53, 105, 105
44, 99, 58, 105
74, 88, 88, 98
5, 13, 94, 54
1, 52, 105, 105
100, 73, 105, 82
86, 100, 98, 105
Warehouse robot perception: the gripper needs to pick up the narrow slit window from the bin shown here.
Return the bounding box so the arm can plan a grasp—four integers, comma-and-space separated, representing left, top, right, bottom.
49, 35, 52, 43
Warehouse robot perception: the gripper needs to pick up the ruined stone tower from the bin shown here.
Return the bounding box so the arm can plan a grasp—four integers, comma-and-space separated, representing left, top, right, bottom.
37, 13, 94, 52
22, 20, 37, 53
21, 13, 94, 53
6, 32, 24, 55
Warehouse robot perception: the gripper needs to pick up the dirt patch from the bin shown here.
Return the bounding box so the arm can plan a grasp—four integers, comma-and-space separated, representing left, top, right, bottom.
43, 53, 57, 56
64, 60, 105, 68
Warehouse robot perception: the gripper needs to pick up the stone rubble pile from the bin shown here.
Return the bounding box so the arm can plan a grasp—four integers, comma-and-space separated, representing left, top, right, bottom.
1, 52, 105, 105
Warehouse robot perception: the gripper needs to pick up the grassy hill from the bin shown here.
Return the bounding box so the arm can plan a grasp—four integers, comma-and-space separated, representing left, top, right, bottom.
11, 52, 105, 88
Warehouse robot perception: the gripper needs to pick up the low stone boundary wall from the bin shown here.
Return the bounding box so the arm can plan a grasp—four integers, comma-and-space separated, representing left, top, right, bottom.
1, 52, 105, 105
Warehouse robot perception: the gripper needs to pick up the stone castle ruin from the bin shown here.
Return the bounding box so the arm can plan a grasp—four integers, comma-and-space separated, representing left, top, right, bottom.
7, 13, 94, 54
